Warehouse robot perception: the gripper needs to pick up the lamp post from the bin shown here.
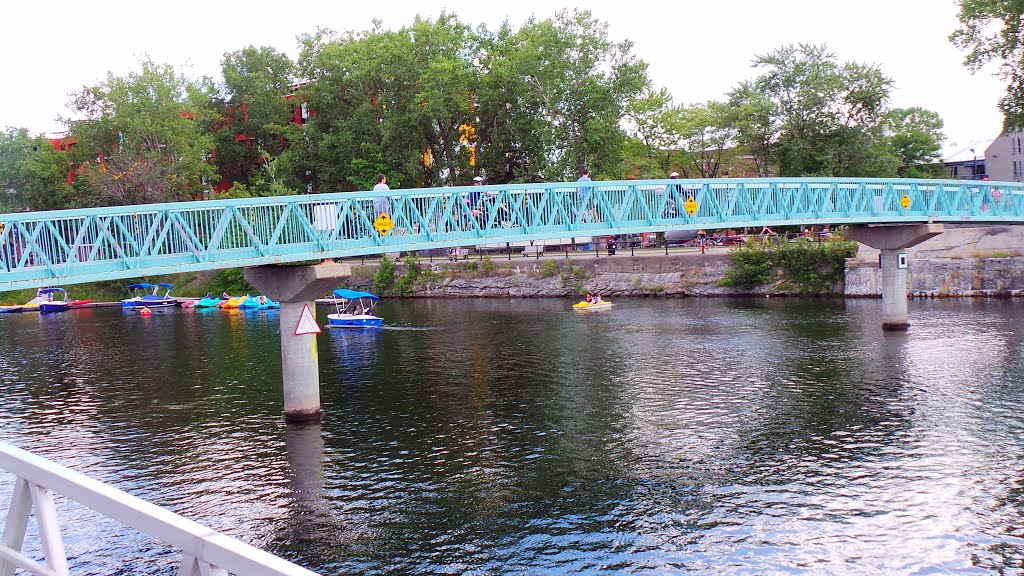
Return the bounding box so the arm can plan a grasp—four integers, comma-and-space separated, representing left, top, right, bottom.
971, 148, 977, 179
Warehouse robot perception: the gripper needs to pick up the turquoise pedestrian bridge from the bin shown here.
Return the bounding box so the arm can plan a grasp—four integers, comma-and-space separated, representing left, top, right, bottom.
0, 177, 1019, 291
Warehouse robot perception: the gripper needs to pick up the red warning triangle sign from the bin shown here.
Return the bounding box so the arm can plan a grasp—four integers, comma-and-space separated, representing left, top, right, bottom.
294, 304, 322, 335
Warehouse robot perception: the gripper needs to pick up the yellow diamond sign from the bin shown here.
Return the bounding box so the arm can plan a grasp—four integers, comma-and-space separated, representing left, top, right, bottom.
684, 197, 698, 217
374, 213, 394, 236
900, 194, 911, 209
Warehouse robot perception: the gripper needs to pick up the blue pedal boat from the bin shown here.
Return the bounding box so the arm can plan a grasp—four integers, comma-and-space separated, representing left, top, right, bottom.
326, 289, 383, 328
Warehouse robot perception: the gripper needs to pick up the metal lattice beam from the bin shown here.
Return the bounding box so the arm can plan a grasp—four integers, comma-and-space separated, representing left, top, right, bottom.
0, 177, 1020, 291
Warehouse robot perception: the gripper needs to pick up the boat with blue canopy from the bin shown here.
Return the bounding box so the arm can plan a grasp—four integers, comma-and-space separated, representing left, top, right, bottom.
327, 289, 383, 328
38, 287, 70, 313
121, 283, 178, 309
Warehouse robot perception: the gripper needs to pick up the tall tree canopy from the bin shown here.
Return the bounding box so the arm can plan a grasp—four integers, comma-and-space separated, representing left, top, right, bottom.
293, 14, 481, 191
886, 107, 945, 177
479, 9, 649, 181
0, 17, 953, 212
951, 0, 1024, 130
752, 44, 899, 177
65, 60, 217, 205
213, 46, 296, 195
0, 128, 70, 211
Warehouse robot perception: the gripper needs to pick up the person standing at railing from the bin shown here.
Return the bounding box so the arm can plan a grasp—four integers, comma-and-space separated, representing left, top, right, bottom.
373, 174, 391, 218
469, 176, 483, 207
372, 175, 395, 237
467, 176, 485, 227
665, 171, 681, 217
577, 168, 594, 223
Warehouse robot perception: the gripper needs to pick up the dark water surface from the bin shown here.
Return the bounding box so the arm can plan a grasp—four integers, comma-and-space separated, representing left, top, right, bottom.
1, 298, 1023, 574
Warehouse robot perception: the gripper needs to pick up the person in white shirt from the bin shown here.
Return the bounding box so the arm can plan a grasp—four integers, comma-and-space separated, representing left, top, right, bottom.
373, 174, 391, 216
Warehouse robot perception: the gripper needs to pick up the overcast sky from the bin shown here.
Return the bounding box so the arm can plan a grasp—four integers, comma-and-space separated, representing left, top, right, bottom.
3, 0, 1005, 159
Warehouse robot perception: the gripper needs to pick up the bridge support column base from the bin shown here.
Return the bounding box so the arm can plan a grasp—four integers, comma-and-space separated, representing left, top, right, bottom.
880, 248, 910, 331
844, 225, 943, 331
245, 262, 351, 422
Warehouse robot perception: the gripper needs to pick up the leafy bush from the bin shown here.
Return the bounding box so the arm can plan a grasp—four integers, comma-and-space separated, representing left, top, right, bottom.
373, 256, 396, 295
722, 238, 857, 294
480, 255, 498, 275
394, 254, 422, 296
207, 268, 256, 295
420, 267, 443, 287
538, 259, 560, 278
722, 243, 775, 289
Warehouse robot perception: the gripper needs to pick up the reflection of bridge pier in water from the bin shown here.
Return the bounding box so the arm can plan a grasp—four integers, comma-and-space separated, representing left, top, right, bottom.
285, 422, 328, 519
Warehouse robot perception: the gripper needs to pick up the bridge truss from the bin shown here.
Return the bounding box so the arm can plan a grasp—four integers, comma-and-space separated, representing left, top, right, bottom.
0, 178, 1020, 291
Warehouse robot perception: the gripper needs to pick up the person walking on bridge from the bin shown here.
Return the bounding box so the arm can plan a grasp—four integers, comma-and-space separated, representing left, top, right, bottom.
373, 174, 391, 218
577, 168, 596, 223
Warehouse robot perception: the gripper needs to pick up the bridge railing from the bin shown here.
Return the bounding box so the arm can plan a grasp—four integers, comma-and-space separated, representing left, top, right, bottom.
0, 441, 319, 576
0, 178, 1022, 291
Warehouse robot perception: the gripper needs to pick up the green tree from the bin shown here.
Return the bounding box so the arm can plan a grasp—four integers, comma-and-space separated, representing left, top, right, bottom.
0, 127, 36, 210
727, 81, 779, 177
752, 44, 898, 177
213, 46, 297, 195
477, 9, 649, 181
294, 14, 479, 191
622, 88, 684, 177
676, 101, 736, 178
885, 107, 945, 177
0, 128, 75, 211
951, 1, 1024, 130
66, 59, 217, 206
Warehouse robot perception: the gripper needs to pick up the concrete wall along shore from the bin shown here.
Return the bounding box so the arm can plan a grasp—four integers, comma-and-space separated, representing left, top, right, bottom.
846, 226, 1024, 298
344, 227, 1024, 299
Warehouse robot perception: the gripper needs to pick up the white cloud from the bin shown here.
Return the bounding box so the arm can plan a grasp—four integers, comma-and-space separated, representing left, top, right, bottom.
2, 0, 1005, 154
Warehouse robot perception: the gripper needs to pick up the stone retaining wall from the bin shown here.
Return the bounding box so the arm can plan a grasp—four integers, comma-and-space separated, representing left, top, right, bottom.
344, 226, 1024, 298
844, 225, 1024, 297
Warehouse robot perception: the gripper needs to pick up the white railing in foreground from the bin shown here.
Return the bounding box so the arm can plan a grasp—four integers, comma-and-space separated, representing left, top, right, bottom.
0, 442, 320, 576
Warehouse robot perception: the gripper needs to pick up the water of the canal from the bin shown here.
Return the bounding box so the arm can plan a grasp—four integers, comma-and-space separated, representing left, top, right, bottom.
0, 297, 1022, 574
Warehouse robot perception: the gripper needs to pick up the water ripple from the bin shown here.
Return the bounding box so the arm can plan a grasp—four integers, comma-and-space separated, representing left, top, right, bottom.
1, 299, 1024, 573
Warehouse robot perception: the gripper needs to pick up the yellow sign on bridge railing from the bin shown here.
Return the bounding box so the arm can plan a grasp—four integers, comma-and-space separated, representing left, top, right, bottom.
684, 197, 698, 217
373, 213, 393, 236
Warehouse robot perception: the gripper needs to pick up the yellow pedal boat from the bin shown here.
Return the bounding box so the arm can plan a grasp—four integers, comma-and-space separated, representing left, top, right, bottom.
572, 299, 613, 310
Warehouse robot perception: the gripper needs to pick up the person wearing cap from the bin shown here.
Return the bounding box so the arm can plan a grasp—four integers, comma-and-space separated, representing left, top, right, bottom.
469, 176, 483, 208
669, 172, 679, 179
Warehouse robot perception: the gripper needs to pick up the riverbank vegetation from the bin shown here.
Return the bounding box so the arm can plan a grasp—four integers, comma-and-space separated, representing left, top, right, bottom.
721, 239, 859, 294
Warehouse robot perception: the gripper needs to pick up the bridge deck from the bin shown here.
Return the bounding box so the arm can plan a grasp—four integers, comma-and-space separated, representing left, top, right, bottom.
0, 178, 1018, 291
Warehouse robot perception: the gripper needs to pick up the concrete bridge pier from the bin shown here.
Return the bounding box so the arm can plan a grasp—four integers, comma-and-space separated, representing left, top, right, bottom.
245, 261, 351, 422
844, 224, 943, 330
